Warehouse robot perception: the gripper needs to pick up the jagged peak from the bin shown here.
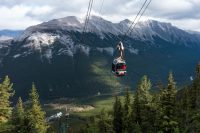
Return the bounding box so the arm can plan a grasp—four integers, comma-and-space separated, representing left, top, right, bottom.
90, 15, 104, 21
119, 19, 131, 24
17, 16, 200, 44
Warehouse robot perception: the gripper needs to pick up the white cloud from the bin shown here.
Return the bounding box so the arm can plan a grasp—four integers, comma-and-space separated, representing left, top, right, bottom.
149, 0, 192, 15
0, 0, 199, 31
171, 19, 200, 32
30, 6, 53, 16
0, 5, 41, 30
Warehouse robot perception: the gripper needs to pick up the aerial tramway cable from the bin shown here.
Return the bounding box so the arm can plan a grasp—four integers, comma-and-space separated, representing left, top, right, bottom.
83, 0, 93, 33
123, 0, 149, 38
112, 0, 152, 77
81, 0, 94, 43
75, 0, 94, 77
84, 0, 93, 32
127, 0, 152, 38
99, 0, 105, 15
76, 0, 93, 69
121, 0, 152, 42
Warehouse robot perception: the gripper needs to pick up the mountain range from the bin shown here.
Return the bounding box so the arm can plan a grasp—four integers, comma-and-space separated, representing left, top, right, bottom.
0, 16, 200, 100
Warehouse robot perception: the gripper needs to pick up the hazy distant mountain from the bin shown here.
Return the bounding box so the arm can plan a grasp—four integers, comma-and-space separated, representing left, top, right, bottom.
0, 16, 200, 100
0, 30, 23, 38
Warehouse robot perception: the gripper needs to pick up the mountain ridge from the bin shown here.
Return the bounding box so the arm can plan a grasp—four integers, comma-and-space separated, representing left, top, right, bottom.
0, 16, 200, 100
14, 16, 200, 48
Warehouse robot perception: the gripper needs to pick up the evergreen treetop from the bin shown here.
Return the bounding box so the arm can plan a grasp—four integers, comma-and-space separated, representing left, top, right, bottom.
0, 76, 14, 123
27, 83, 48, 133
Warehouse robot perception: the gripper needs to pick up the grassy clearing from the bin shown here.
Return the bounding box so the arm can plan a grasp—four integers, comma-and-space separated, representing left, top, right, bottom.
72, 95, 115, 117
45, 95, 116, 133
45, 93, 134, 133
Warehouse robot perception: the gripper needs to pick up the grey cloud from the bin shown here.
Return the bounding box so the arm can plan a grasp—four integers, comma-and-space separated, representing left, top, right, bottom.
2, 0, 200, 21
0, 0, 200, 31
147, 0, 200, 20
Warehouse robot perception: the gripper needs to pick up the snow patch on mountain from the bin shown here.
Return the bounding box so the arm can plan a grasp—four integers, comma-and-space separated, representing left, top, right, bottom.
0, 40, 12, 63
44, 49, 53, 59
16, 31, 91, 59
57, 44, 90, 57
75, 45, 90, 56
13, 54, 21, 58
57, 48, 74, 57
57, 35, 75, 56
0, 36, 13, 41
96, 47, 114, 56
128, 48, 139, 55
23, 32, 59, 50
0, 39, 12, 49
58, 34, 74, 47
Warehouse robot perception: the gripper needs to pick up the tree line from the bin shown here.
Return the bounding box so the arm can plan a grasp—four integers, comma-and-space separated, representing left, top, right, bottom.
82, 64, 200, 133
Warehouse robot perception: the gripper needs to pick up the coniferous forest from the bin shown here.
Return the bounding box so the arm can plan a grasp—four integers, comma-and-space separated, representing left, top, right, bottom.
0, 64, 200, 133
0, 78, 48, 133
81, 64, 200, 133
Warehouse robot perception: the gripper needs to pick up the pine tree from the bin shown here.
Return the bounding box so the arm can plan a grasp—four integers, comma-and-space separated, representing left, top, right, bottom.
159, 72, 179, 133
177, 87, 190, 132
26, 83, 48, 133
188, 63, 200, 109
132, 75, 153, 132
132, 122, 142, 133
153, 96, 161, 132
122, 88, 132, 133
0, 76, 14, 132
98, 109, 112, 133
113, 96, 123, 133
12, 97, 26, 133
85, 116, 99, 133
150, 92, 161, 132
184, 63, 200, 132
0, 76, 14, 123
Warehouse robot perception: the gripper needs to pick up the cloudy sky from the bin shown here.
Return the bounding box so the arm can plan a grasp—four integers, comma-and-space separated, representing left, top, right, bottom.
0, 0, 200, 31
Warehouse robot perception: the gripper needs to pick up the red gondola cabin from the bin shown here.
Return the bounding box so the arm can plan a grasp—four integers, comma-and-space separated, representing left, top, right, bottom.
112, 58, 127, 76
